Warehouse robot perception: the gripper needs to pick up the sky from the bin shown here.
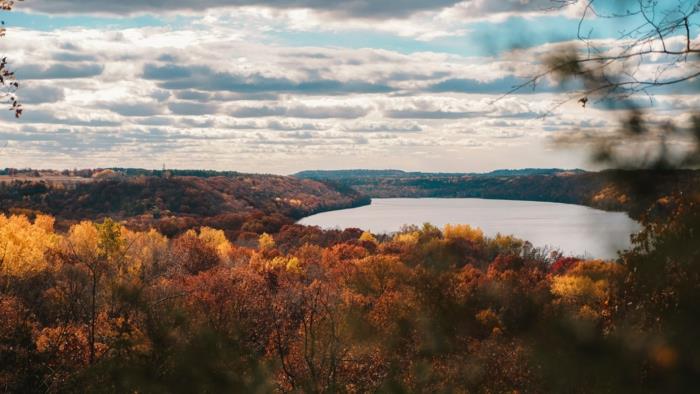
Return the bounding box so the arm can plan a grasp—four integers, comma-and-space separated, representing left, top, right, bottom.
0, 0, 697, 174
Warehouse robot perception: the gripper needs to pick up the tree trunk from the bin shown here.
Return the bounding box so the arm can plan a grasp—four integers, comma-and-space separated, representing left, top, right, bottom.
89, 269, 97, 364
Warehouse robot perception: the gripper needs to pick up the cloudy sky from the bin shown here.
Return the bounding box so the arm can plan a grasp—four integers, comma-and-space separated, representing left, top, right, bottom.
0, 0, 696, 174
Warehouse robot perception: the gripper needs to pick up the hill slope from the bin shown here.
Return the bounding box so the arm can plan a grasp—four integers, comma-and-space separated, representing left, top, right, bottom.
0, 174, 370, 237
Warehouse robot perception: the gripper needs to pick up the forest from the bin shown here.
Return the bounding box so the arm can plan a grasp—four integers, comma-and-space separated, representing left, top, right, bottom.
0, 173, 369, 240
0, 185, 698, 392
0, 167, 697, 392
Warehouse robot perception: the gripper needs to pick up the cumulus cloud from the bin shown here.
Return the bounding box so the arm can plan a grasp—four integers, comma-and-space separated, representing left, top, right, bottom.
107, 102, 166, 117
230, 104, 370, 119
16, 63, 104, 80
492, 130, 526, 139
343, 122, 423, 133
266, 120, 327, 131
20, 0, 588, 27
23, 0, 463, 18
144, 64, 393, 95
168, 102, 220, 116
427, 76, 551, 94
20, 83, 65, 104
444, 0, 576, 20
2, 109, 120, 127
175, 90, 212, 101
0, 10, 630, 173
51, 51, 99, 62
385, 109, 485, 119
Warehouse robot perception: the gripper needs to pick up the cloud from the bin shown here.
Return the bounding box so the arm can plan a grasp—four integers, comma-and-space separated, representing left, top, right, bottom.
175, 90, 212, 101
16, 63, 105, 80
2, 109, 120, 127
52, 52, 99, 62
428, 76, 532, 94
18, 0, 588, 36
285, 104, 370, 119
343, 122, 423, 133
266, 120, 327, 131
284, 131, 314, 139
134, 116, 175, 126
23, 0, 463, 18
230, 104, 370, 119
0, 16, 620, 173
385, 109, 486, 119
229, 105, 286, 118
144, 64, 393, 95
445, 0, 570, 20
143, 64, 196, 80
168, 102, 219, 116
20, 83, 65, 104
492, 130, 525, 139
107, 102, 166, 117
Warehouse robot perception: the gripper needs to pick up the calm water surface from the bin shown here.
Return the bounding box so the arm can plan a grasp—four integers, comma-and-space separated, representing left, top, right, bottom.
298, 198, 641, 259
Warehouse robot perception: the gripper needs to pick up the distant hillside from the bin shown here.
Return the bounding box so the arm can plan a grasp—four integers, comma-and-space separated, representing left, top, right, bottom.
482, 168, 586, 177
294, 169, 412, 179
0, 167, 245, 180
295, 169, 700, 219
0, 174, 370, 238
294, 168, 582, 180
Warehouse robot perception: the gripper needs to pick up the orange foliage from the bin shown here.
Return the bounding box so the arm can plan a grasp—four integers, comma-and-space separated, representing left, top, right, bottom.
0, 209, 696, 392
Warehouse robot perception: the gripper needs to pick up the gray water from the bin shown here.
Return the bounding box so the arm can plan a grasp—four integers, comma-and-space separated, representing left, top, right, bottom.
298, 198, 642, 259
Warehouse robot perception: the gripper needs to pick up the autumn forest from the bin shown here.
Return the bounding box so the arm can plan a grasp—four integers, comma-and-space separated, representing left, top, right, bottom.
2, 0, 700, 393
0, 169, 699, 392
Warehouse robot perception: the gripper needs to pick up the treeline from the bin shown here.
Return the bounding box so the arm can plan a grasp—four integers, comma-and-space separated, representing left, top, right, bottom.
111, 168, 244, 178
297, 169, 700, 219
0, 175, 370, 239
1, 190, 698, 392
294, 168, 577, 180
0, 168, 243, 179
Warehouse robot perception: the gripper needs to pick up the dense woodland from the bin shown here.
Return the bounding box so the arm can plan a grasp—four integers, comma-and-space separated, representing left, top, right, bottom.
0, 186, 698, 392
0, 173, 369, 241
0, 168, 697, 392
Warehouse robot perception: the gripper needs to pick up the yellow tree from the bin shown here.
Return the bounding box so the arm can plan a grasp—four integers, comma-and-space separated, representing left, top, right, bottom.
63, 218, 128, 364
123, 228, 168, 283
259, 233, 276, 251
197, 227, 233, 262
0, 214, 58, 280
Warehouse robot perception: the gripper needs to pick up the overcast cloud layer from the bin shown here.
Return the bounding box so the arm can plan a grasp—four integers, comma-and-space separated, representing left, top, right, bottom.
0, 1, 695, 173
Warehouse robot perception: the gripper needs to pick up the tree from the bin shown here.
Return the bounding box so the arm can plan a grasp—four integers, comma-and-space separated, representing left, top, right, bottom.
170, 230, 220, 275
506, 2, 700, 390
0, 214, 57, 284
266, 278, 352, 392
63, 219, 128, 364
258, 232, 276, 252
521, 1, 700, 104
0, 0, 21, 118
512, 0, 700, 169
